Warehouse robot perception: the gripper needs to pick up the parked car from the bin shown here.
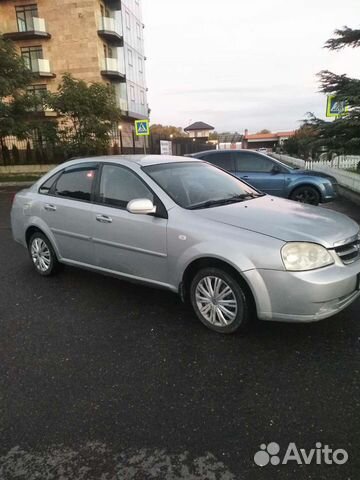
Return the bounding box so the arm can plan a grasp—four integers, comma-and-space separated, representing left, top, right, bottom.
11, 155, 360, 334
188, 149, 338, 205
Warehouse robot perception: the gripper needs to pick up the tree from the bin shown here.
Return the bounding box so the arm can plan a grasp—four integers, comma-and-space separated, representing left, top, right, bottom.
46, 73, 121, 157
256, 129, 271, 134
0, 36, 31, 98
283, 125, 318, 158
304, 26, 360, 157
150, 124, 185, 138
0, 36, 32, 163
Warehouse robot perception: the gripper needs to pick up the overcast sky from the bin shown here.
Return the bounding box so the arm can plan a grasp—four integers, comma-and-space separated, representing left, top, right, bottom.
142, 0, 360, 133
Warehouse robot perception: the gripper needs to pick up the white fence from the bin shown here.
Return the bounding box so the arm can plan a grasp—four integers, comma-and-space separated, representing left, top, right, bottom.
274, 153, 360, 171
273, 153, 360, 195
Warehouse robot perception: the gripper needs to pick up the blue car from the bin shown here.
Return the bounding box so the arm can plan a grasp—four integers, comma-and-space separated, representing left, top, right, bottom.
189, 150, 338, 205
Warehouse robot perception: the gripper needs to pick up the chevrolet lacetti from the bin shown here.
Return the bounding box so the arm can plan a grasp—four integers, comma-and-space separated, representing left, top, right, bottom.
11, 155, 360, 333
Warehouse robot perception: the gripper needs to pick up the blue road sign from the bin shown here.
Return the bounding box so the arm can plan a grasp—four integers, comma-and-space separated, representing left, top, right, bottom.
135, 120, 150, 136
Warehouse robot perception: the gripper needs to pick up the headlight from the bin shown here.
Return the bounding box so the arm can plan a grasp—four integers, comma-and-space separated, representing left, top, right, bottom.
281, 242, 334, 271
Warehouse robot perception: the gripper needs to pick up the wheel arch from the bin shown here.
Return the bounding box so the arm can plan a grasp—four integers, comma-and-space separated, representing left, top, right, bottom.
288, 182, 322, 200
181, 257, 257, 315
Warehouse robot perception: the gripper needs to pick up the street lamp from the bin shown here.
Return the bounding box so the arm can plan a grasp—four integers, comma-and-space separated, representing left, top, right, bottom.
118, 124, 123, 154
170, 134, 174, 139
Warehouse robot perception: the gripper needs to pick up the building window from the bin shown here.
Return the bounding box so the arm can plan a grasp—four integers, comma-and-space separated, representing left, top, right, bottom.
136, 22, 141, 39
128, 49, 133, 66
27, 84, 47, 111
16, 4, 38, 32
138, 57, 143, 73
103, 44, 113, 58
27, 84, 47, 95
21, 46, 43, 72
125, 11, 130, 29
130, 85, 135, 102
140, 90, 145, 105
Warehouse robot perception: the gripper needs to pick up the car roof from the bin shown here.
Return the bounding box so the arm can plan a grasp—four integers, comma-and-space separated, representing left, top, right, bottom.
192, 149, 266, 155
63, 155, 199, 168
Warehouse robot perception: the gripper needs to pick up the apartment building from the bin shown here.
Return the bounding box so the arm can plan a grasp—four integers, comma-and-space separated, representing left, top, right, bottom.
0, 0, 149, 146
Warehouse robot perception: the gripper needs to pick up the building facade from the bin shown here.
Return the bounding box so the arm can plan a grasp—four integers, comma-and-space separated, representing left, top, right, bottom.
0, 0, 149, 147
242, 130, 295, 152
184, 121, 215, 140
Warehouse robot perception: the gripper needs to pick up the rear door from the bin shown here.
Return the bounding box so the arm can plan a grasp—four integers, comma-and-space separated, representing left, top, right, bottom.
92, 163, 168, 284
199, 151, 235, 173
39, 163, 98, 265
232, 151, 286, 196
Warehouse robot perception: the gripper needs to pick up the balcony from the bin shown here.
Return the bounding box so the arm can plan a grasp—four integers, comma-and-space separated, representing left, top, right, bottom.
98, 16, 123, 46
3, 17, 51, 41
30, 59, 55, 78
101, 58, 126, 82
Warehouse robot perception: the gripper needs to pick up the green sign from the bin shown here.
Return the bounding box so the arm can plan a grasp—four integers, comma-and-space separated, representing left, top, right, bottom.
135, 119, 150, 136
326, 96, 348, 117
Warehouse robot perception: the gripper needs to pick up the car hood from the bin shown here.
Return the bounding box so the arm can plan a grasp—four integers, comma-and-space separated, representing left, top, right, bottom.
194, 196, 359, 248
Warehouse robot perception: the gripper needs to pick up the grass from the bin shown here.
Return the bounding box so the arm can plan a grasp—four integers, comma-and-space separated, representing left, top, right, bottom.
0, 174, 41, 183
346, 169, 360, 175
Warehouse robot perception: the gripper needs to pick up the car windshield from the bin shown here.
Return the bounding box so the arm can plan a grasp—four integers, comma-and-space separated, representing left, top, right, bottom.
143, 162, 264, 209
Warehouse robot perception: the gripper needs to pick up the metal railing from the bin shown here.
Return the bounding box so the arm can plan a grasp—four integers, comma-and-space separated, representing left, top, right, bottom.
99, 16, 122, 36
30, 58, 51, 74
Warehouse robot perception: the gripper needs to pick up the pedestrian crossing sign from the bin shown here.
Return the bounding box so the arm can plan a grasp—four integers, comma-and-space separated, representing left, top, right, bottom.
135, 119, 150, 136
326, 96, 348, 117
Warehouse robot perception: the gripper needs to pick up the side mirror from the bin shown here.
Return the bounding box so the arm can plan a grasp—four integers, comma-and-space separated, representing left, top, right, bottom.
271, 165, 281, 174
127, 198, 157, 215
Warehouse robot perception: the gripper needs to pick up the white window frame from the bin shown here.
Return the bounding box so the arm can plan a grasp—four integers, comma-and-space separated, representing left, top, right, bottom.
125, 10, 130, 29
130, 85, 135, 102
128, 48, 133, 66
138, 56, 143, 73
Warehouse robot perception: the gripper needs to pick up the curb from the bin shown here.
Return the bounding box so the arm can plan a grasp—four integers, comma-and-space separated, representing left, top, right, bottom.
0, 181, 34, 188
338, 185, 360, 206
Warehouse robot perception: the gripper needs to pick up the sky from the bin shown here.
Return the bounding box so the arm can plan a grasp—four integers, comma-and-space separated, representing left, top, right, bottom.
142, 0, 360, 134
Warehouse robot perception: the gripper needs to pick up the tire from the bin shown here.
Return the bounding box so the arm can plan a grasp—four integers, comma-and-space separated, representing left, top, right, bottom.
290, 185, 320, 205
28, 232, 59, 276
190, 267, 250, 334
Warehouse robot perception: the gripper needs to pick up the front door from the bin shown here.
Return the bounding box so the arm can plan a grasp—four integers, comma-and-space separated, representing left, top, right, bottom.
92, 164, 168, 284
232, 152, 286, 196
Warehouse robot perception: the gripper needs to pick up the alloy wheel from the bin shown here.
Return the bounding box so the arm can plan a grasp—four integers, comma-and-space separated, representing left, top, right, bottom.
195, 276, 238, 327
31, 238, 51, 273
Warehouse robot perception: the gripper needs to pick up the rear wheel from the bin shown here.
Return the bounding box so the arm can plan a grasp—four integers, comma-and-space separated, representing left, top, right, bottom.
290, 185, 320, 205
190, 268, 250, 334
28, 232, 59, 276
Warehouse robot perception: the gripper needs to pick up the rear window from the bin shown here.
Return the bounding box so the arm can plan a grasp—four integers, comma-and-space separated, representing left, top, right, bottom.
54, 165, 97, 202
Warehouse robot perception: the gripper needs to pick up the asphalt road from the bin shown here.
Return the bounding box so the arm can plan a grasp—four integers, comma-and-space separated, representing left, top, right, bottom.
0, 188, 359, 479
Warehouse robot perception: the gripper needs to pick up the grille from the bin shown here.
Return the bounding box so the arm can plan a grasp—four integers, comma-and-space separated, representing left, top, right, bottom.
335, 238, 360, 264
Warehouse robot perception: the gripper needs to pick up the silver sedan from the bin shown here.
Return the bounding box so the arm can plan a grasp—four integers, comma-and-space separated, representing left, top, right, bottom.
11, 155, 360, 333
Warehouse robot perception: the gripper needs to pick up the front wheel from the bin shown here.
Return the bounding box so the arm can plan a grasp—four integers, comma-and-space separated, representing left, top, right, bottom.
290, 185, 320, 205
190, 268, 250, 334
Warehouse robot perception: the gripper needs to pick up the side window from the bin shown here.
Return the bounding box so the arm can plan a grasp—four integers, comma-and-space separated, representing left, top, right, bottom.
39, 171, 61, 195
233, 153, 275, 173
99, 164, 154, 208
202, 152, 235, 172
54, 165, 97, 201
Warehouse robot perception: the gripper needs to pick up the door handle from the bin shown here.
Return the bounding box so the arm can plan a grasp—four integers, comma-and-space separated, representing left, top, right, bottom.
241, 175, 249, 179
96, 214, 113, 224
44, 204, 56, 212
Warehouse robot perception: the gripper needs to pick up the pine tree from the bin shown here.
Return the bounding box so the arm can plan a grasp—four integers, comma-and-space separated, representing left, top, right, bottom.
304, 27, 360, 157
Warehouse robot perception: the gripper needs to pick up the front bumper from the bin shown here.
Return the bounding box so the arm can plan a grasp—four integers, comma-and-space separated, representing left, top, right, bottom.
244, 259, 360, 322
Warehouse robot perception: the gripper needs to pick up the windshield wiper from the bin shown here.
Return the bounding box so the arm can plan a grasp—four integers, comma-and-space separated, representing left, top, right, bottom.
188, 193, 263, 210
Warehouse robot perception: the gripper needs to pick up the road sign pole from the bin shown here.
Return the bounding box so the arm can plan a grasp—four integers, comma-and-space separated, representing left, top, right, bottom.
143, 136, 147, 155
